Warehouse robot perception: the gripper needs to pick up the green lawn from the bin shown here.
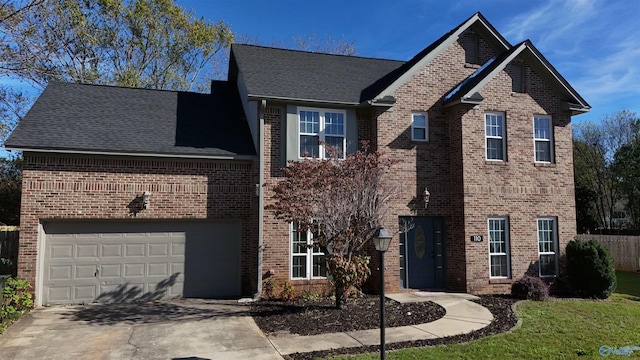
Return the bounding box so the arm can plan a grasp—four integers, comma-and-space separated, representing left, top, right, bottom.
332, 271, 640, 359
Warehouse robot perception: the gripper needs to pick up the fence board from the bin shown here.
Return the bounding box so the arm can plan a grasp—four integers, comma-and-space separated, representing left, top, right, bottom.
0, 226, 19, 276
576, 234, 640, 272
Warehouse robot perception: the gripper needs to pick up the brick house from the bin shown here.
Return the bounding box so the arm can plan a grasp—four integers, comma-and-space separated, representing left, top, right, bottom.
6, 13, 589, 306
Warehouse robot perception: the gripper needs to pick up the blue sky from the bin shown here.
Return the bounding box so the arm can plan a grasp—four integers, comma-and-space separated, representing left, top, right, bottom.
180, 0, 639, 125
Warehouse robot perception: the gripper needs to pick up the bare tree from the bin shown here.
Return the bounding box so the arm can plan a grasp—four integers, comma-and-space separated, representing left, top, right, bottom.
268, 143, 400, 308
573, 110, 639, 230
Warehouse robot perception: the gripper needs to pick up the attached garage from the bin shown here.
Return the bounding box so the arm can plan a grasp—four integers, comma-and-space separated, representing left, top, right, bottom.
40, 220, 241, 305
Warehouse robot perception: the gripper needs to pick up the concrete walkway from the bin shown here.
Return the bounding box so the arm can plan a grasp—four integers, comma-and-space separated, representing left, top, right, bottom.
268, 292, 494, 356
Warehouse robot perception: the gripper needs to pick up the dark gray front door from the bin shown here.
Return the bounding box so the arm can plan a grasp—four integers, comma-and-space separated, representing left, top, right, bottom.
401, 216, 445, 289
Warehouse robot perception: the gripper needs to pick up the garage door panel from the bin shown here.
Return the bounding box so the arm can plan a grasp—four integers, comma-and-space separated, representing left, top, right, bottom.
125, 243, 146, 257
101, 243, 122, 257
48, 265, 72, 280
76, 244, 98, 258
43, 221, 241, 305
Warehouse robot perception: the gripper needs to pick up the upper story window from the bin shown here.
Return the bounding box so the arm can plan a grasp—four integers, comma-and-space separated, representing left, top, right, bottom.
411, 112, 428, 142
537, 217, 558, 277
534, 116, 553, 163
488, 217, 510, 278
291, 222, 326, 280
485, 112, 506, 161
299, 108, 346, 159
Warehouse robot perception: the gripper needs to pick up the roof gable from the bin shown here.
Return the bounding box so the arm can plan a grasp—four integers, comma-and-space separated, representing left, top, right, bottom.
371, 12, 511, 100
443, 40, 591, 114
5, 82, 256, 158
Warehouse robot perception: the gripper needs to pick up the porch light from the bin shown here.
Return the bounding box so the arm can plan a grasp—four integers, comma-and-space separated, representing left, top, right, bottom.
372, 226, 393, 360
424, 187, 431, 209
142, 191, 151, 209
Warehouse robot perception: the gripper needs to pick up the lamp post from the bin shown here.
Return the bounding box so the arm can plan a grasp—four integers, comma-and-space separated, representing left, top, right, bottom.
373, 226, 393, 360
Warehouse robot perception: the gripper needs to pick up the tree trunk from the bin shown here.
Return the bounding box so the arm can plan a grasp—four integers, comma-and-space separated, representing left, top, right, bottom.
334, 283, 344, 309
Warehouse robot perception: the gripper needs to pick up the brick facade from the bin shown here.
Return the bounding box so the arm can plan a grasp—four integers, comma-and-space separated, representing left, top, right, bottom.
18, 153, 258, 300
258, 27, 578, 296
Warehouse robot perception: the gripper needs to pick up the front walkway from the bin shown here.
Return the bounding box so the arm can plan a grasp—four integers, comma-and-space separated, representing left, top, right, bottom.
267, 292, 493, 356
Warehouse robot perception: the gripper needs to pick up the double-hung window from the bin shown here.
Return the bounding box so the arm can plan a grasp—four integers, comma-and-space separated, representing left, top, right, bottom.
299, 108, 346, 159
411, 112, 428, 141
534, 116, 553, 163
538, 217, 558, 277
485, 112, 506, 161
488, 217, 510, 278
291, 222, 327, 280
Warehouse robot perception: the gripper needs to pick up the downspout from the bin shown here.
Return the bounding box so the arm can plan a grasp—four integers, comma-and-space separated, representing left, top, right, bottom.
254, 99, 266, 299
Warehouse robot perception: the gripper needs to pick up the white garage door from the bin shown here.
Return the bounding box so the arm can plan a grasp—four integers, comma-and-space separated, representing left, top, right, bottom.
42, 221, 241, 305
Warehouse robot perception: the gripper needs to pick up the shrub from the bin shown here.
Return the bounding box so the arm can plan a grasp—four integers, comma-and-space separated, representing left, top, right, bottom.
263, 279, 277, 299
1, 277, 33, 333
565, 238, 616, 299
511, 276, 549, 301
280, 281, 295, 301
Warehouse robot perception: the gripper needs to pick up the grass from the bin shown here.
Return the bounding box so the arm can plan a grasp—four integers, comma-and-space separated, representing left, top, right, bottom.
331, 271, 640, 359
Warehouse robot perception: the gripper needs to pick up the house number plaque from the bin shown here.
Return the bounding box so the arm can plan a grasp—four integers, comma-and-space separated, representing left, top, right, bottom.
470, 235, 483, 242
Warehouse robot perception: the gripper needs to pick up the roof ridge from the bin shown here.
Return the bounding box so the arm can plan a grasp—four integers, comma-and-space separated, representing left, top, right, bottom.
231, 43, 404, 62
47, 80, 208, 95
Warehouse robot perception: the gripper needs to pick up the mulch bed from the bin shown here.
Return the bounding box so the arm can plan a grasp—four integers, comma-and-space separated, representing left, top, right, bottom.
250, 294, 518, 360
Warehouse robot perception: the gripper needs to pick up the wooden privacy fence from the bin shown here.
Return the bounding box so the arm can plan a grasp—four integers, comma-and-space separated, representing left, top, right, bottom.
0, 226, 19, 276
576, 234, 640, 272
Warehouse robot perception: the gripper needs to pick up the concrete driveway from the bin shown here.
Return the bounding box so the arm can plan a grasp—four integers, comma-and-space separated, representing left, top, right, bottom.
0, 299, 283, 360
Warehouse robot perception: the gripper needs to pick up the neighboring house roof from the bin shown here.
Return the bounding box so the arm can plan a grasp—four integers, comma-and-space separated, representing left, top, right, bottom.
230, 44, 404, 105
443, 40, 591, 113
5, 81, 256, 159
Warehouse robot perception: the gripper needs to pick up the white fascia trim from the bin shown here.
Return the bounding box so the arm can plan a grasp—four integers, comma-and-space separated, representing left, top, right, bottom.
247, 94, 359, 106
526, 48, 590, 109
7, 147, 257, 161
376, 13, 490, 99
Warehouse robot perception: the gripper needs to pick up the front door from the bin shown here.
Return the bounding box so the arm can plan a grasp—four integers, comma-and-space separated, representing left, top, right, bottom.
400, 216, 445, 289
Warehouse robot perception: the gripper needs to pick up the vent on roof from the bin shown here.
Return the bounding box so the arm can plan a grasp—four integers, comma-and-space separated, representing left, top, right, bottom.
512, 63, 525, 93
463, 33, 479, 65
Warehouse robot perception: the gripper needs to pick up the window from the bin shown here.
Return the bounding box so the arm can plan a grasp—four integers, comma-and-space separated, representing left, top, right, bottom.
534, 116, 553, 163
488, 217, 510, 278
291, 222, 326, 280
485, 112, 506, 161
538, 218, 558, 277
411, 112, 428, 141
299, 108, 346, 159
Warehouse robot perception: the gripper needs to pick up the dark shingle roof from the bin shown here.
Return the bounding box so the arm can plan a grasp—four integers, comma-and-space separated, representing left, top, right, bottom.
231, 44, 405, 104
5, 81, 256, 158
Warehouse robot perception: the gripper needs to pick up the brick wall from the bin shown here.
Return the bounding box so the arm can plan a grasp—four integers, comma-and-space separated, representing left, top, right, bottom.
18, 153, 258, 299
259, 28, 577, 296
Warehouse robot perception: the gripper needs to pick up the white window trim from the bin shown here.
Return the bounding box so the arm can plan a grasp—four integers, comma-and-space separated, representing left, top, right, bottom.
289, 222, 327, 280
411, 112, 429, 142
488, 217, 511, 279
533, 115, 554, 163
485, 112, 506, 161
297, 107, 347, 159
537, 217, 558, 278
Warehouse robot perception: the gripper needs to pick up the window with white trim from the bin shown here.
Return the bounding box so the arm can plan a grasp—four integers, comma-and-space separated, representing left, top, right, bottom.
538, 217, 558, 277
411, 112, 428, 142
488, 217, 510, 278
291, 222, 327, 280
534, 116, 553, 163
298, 108, 346, 159
485, 112, 506, 161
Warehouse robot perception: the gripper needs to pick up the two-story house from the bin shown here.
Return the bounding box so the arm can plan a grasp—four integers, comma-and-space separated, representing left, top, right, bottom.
6, 12, 589, 306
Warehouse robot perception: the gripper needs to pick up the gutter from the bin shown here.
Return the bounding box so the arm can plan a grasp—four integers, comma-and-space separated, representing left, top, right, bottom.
254, 99, 266, 299
4, 147, 257, 161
